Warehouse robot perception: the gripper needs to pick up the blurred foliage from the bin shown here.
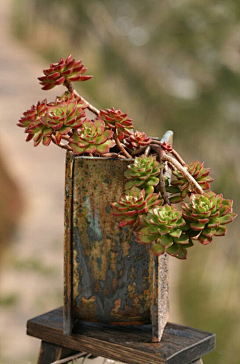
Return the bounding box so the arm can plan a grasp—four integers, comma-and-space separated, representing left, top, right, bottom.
12, 1, 240, 363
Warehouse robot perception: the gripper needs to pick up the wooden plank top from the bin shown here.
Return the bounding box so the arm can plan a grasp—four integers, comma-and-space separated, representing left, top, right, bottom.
27, 307, 215, 364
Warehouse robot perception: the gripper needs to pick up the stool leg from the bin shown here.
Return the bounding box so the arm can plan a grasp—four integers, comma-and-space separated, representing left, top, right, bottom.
191, 359, 203, 364
38, 341, 77, 364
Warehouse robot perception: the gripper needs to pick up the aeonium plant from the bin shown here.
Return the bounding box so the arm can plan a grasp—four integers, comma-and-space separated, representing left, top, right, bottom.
18, 55, 237, 260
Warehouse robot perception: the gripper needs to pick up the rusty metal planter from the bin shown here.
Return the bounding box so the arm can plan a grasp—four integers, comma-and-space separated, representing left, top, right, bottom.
64, 131, 173, 342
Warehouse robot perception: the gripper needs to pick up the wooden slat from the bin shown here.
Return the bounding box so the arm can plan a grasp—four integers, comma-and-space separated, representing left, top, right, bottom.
27, 308, 215, 364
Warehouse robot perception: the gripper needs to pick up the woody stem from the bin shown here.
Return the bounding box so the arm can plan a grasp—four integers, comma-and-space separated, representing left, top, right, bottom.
64, 80, 100, 116
114, 134, 132, 158
162, 154, 204, 195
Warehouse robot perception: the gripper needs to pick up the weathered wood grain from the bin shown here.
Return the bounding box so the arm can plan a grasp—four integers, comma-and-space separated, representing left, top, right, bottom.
38, 341, 77, 364
27, 308, 215, 364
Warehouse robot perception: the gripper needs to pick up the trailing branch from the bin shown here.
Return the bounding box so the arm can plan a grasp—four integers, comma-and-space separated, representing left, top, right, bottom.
64, 79, 100, 116
162, 154, 204, 195
114, 134, 132, 158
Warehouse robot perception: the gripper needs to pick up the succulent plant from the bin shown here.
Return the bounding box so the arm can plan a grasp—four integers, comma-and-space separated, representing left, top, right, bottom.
125, 130, 152, 149
111, 187, 161, 228
69, 118, 115, 154
18, 92, 86, 146
182, 191, 237, 245
160, 141, 172, 152
135, 205, 193, 259
98, 108, 134, 140
166, 161, 214, 201
38, 54, 92, 90
124, 155, 163, 195
18, 54, 237, 261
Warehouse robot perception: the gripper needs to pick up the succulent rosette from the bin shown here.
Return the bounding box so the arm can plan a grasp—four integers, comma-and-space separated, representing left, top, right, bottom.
111, 187, 161, 228
69, 118, 115, 154
135, 205, 192, 259
160, 141, 172, 152
38, 54, 92, 90
124, 155, 163, 195
167, 161, 214, 201
18, 92, 86, 146
98, 108, 134, 140
125, 130, 152, 149
182, 191, 237, 245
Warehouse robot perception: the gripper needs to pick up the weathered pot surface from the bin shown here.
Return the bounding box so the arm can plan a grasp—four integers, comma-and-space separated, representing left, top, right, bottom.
64, 131, 172, 340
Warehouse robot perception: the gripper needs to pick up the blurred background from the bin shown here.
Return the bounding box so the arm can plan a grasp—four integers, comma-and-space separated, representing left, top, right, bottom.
0, 0, 239, 363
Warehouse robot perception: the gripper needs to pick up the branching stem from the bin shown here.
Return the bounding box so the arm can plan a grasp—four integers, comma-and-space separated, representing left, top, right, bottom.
162, 154, 204, 195
159, 169, 171, 205
64, 79, 100, 116
51, 135, 71, 150
150, 140, 186, 166
114, 134, 132, 158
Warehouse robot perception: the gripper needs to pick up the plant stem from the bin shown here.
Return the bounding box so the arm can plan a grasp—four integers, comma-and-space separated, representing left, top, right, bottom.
151, 144, 170, 205
51, 135, 71, 151
159, 169, 171, 205
64, 79, 100, 116
145, 145, 151, 156
131, 145, 148, 156
171, 149, 187, 167
162, 154, 204, 195
150, 140, 186, 166
114, 134, 132, 158
102, 153, 126, 158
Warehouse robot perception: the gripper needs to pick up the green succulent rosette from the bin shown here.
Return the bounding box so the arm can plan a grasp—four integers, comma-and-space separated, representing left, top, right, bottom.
69, 118, 115, 154
111, 187, 162, 228
182, 191, 237, 245
124, 155, 163, 195
135, 205, 193, 259
18, 92, 86, 146
166, 161, 214, 202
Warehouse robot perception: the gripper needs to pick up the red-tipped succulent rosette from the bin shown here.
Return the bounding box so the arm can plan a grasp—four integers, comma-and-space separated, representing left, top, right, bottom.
69, 118, 115, 154
182, 191, 237, 245
111, 187, 161, 228
124, 155, 163, 195
18, 92, 86, 146
166, 160, 214, 202
98, 108, 134, 140
38, 55, 92, 90
135, 205, 193, 259
125, 130, 152, 149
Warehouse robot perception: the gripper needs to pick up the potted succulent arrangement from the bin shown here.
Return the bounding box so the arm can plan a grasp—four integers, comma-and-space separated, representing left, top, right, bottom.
18, 55, 237, 342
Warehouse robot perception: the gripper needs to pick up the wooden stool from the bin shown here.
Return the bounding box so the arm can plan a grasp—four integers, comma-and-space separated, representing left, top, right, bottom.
27, 307, 215, 364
